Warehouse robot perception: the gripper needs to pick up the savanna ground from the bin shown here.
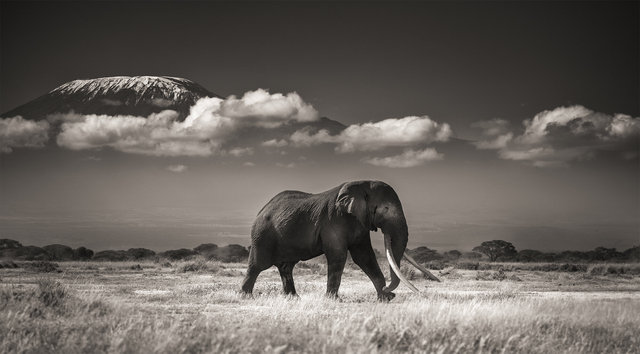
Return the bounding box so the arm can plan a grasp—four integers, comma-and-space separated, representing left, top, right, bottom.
1, 258, 639, 353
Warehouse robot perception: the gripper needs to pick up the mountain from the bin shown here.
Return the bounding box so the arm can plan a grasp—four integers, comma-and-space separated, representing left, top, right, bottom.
1, 76, 219, 121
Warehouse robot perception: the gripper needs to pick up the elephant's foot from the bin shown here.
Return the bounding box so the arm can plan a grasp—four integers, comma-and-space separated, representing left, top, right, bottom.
284, 293, 300, 300
325, 292, 342, 302
377, 290, 396, 302
239, 290, 254, 299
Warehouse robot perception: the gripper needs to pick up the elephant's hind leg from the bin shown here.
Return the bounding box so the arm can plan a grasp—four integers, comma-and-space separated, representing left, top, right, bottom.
241, 265, 262, 295
277, 262, 298, 295
241, 243, 272, 295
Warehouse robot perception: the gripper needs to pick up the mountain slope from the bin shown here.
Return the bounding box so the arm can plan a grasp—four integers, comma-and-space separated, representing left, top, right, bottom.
2, 76, 219, 121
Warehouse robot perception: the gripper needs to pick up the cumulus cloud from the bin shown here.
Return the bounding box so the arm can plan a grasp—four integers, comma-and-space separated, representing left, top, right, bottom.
166, 164, 187, 173
216, 89, 318, 126
0, 116, 50, 153
55, 89, 319, 156
362, 148, 443, 168
472, 106, 640, 166
261, 139, 288, 147
471, 118, 514, 150
474, 132, 513, 150
226, 147, 254, 157
291, 116, 452, 152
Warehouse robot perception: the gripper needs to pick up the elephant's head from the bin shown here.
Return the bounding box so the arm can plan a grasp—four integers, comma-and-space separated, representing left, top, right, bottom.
336, 181, 440, 294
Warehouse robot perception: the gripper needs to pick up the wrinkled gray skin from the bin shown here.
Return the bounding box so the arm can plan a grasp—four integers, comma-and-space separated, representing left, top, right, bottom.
241, 180, 412, 301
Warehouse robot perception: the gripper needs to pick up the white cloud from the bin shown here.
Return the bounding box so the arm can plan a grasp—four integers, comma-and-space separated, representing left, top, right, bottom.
291, 116, 452, 152
608, 114, 640, 139
166, 164, 187, 173
362, 148, 443, 168
55, 89, 319, 156
243, 161, 255, 167
474, 132, 513, 150
227, 147, 254, 157
217, 89, 318, 127
519, 105, 593, 144
498, 147, 554, 161
472, 106, 640, 166
290, 128, 336, 147
261, 139, 288, 147
0, 116, 50, 153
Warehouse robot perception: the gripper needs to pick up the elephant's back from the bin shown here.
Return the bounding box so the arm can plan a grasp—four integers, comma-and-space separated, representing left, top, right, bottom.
254, 190, 324, 236
257, 190, 311, 214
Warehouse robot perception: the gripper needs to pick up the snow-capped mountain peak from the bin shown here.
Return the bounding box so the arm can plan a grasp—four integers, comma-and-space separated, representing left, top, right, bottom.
2, 76, 219, 121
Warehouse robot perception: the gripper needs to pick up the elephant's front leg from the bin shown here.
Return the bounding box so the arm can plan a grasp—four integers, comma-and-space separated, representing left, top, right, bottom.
325, 248, 347, 298
349, 237, 395, 301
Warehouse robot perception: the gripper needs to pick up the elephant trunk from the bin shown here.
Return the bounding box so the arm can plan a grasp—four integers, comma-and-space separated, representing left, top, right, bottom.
382, 217, 419, 293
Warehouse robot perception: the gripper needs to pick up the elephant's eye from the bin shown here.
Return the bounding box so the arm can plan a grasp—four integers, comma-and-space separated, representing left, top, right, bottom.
384, 206, 389, 212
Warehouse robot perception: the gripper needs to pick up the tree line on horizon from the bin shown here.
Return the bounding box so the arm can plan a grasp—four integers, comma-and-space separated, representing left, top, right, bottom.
407, 240, 640, 264
0, 238, 638, 263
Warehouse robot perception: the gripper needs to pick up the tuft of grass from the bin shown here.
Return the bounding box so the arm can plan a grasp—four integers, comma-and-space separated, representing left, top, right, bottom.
296, 261, 324, 274
0, 261, 19, 269
37, 278, 67, 307
180, 261, 210, 273
476, 269, 508, 281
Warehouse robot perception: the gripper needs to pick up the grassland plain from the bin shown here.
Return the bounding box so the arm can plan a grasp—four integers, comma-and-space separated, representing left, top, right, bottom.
1, 259, 639, 353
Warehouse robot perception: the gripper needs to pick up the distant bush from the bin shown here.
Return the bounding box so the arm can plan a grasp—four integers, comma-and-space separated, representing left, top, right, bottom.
456, 261, 480, 270
406, 246, 442, 263
126, 248, 155, 260
517, 249, 554, 262
25, 261, 61, 273
443, 250, 462, 261
161, 248, 197, 261
0, 260, 19, 269
623, 246, 640, 262
1, 246, 51, 261
473, 240, 517, 262
43, 244, 75, 261
92, 250, 128, 262
205, 244, 249, 262
73, 247, 94, 260
0, 239, 23, 249
193, 243, 218, 258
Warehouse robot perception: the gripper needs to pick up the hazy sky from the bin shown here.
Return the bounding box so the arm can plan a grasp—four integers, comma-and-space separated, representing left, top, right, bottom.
1, 1, 638, 252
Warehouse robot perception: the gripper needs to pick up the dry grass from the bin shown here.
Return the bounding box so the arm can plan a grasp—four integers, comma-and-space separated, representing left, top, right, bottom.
1, 260, 639, 353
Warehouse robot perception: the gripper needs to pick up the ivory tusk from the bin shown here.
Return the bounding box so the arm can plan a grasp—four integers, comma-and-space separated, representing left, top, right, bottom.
403, 252, 441, 282
384, 239, 420, 293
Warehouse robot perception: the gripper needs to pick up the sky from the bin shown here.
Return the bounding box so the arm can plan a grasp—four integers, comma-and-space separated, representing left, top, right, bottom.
1, 1, 638, 252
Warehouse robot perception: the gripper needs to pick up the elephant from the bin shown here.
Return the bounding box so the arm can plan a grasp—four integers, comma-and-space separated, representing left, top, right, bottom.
241, 180, 439, 301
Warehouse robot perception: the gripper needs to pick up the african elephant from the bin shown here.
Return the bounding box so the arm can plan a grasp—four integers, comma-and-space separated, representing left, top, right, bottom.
240, 180, 439, 301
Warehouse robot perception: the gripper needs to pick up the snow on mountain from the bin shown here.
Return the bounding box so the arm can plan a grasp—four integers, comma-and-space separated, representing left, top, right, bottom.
2, 76, 219, 121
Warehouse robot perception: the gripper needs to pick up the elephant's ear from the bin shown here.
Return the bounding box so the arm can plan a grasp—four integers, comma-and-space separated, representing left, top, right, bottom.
336, 182, 369, 228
